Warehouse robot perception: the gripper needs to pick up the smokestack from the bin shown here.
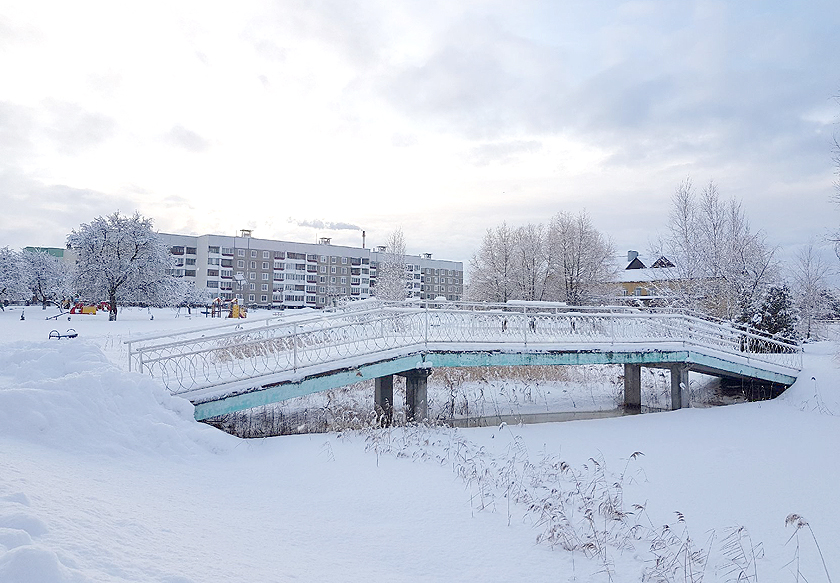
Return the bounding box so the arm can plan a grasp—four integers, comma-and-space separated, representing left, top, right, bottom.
627, 250, 638, 262
362, 230, 366, 249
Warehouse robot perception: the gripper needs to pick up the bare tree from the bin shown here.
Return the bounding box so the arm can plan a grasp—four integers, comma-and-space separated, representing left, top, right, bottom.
468, 222, 519, 302
375, 228, 408, 301
653, 179, 777, 319
67, 211, 173, 320
547, 211, 616, 305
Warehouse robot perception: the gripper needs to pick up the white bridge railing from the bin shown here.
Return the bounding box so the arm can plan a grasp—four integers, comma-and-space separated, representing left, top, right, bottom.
126, 301, 802, 396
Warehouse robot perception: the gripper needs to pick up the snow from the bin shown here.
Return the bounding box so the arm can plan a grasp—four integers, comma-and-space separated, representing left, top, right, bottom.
0, 305, 838, 582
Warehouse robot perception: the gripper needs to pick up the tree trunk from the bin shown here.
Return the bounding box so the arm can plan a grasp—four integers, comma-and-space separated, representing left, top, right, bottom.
109, 289, 118, 321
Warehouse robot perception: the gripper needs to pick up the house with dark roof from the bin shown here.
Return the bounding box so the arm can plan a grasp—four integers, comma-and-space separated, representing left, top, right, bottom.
615, 250, 678, 301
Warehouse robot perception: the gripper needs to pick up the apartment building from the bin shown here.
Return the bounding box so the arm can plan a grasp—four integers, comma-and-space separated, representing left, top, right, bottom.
369, 248, 463, 302
159, 231, 464, 309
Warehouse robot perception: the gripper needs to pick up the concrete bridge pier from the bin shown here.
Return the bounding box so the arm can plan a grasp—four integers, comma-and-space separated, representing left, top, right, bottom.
670, 365, 689, 410
374, 375, 394, 427
624, 364, 641, 413
400, 368, 432, 422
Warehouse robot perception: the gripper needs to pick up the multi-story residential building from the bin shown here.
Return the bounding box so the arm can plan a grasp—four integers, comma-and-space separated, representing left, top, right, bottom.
159, 231, 464, 309
368, 248, 464, 303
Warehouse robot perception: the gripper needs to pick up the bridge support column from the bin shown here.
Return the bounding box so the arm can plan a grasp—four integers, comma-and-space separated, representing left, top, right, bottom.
401, 368, 432, 423
670, 365, 689, 410
374, 375, 394, 427
624, 364, 641, 413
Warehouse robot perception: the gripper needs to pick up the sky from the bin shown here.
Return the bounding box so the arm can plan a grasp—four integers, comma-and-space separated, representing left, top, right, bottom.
1, 0, 838, 268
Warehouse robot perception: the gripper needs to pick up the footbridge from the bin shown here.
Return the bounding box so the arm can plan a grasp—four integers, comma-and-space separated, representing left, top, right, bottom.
126, 301, 802, 422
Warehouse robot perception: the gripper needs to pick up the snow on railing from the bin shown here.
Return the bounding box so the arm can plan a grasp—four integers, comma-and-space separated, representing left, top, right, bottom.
126, 301, 802, 396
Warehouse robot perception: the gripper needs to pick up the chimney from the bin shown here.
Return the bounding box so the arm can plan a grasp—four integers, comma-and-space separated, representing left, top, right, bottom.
627, 250, 638, 262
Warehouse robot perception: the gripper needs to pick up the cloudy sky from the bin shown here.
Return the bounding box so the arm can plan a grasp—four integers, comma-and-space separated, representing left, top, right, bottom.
1, 1, 838, 266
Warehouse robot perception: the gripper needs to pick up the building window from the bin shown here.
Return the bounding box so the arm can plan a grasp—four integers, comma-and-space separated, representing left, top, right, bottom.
250, 261, 256, 269
222, 247, 233, 255
634, 287, 643, 296
249, 272, 256, 280
238, 249, 245, 257
249, 294, 255, 302
262, 262, 269, 269
262, 273, 269, 280
331, 256, 338, 263
208, 246, 219, 254
206, 281, 219, 288
250, 283, 256, 291
261, 295, 268, 302
207, 269, 219, 277
261, 284, 268, 291
341, 257, 347, 264
237, 260, 244, 268
186, 247, 196, 255
263, 251, 270, 259
320, 255, 326, 262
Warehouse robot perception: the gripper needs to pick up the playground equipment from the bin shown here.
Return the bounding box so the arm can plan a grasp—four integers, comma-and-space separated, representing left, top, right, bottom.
209, 298, 247, 319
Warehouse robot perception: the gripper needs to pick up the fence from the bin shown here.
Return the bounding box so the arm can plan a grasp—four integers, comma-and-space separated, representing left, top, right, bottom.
126, 301, 802, 396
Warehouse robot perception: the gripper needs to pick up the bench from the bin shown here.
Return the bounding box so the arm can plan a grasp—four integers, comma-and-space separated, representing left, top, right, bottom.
49, 329, 78, 340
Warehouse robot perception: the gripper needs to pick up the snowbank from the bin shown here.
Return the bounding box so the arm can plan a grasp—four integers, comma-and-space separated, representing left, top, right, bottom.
0, 340, 233, 457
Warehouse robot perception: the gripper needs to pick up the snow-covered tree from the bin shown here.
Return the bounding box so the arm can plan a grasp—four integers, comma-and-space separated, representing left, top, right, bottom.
375, 228, 409, 301
67, 212, 174, 320
174, 280, 213, 307
0, 247, 25, 306
742, 284, 797, 341
790, 243, 833, 339
513, 223, 551, 301
468, 222, 518, 302
547, 211, 616, 305
21, 250, 72, 309
652, 179, 777, 319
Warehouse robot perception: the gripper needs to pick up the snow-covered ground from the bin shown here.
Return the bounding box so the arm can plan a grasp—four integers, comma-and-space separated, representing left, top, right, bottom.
0, 305, 837, 582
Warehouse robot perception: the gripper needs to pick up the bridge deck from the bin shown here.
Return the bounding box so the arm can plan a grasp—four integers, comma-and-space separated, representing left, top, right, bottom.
188, 342, 798, 420
125, 302, 802, 421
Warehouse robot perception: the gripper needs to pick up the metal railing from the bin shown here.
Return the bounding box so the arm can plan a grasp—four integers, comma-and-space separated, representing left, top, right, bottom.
126, 301, 802, 396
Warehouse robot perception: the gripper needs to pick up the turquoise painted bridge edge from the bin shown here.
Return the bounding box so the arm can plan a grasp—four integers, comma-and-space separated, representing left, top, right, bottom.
192, 348, 798, 421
